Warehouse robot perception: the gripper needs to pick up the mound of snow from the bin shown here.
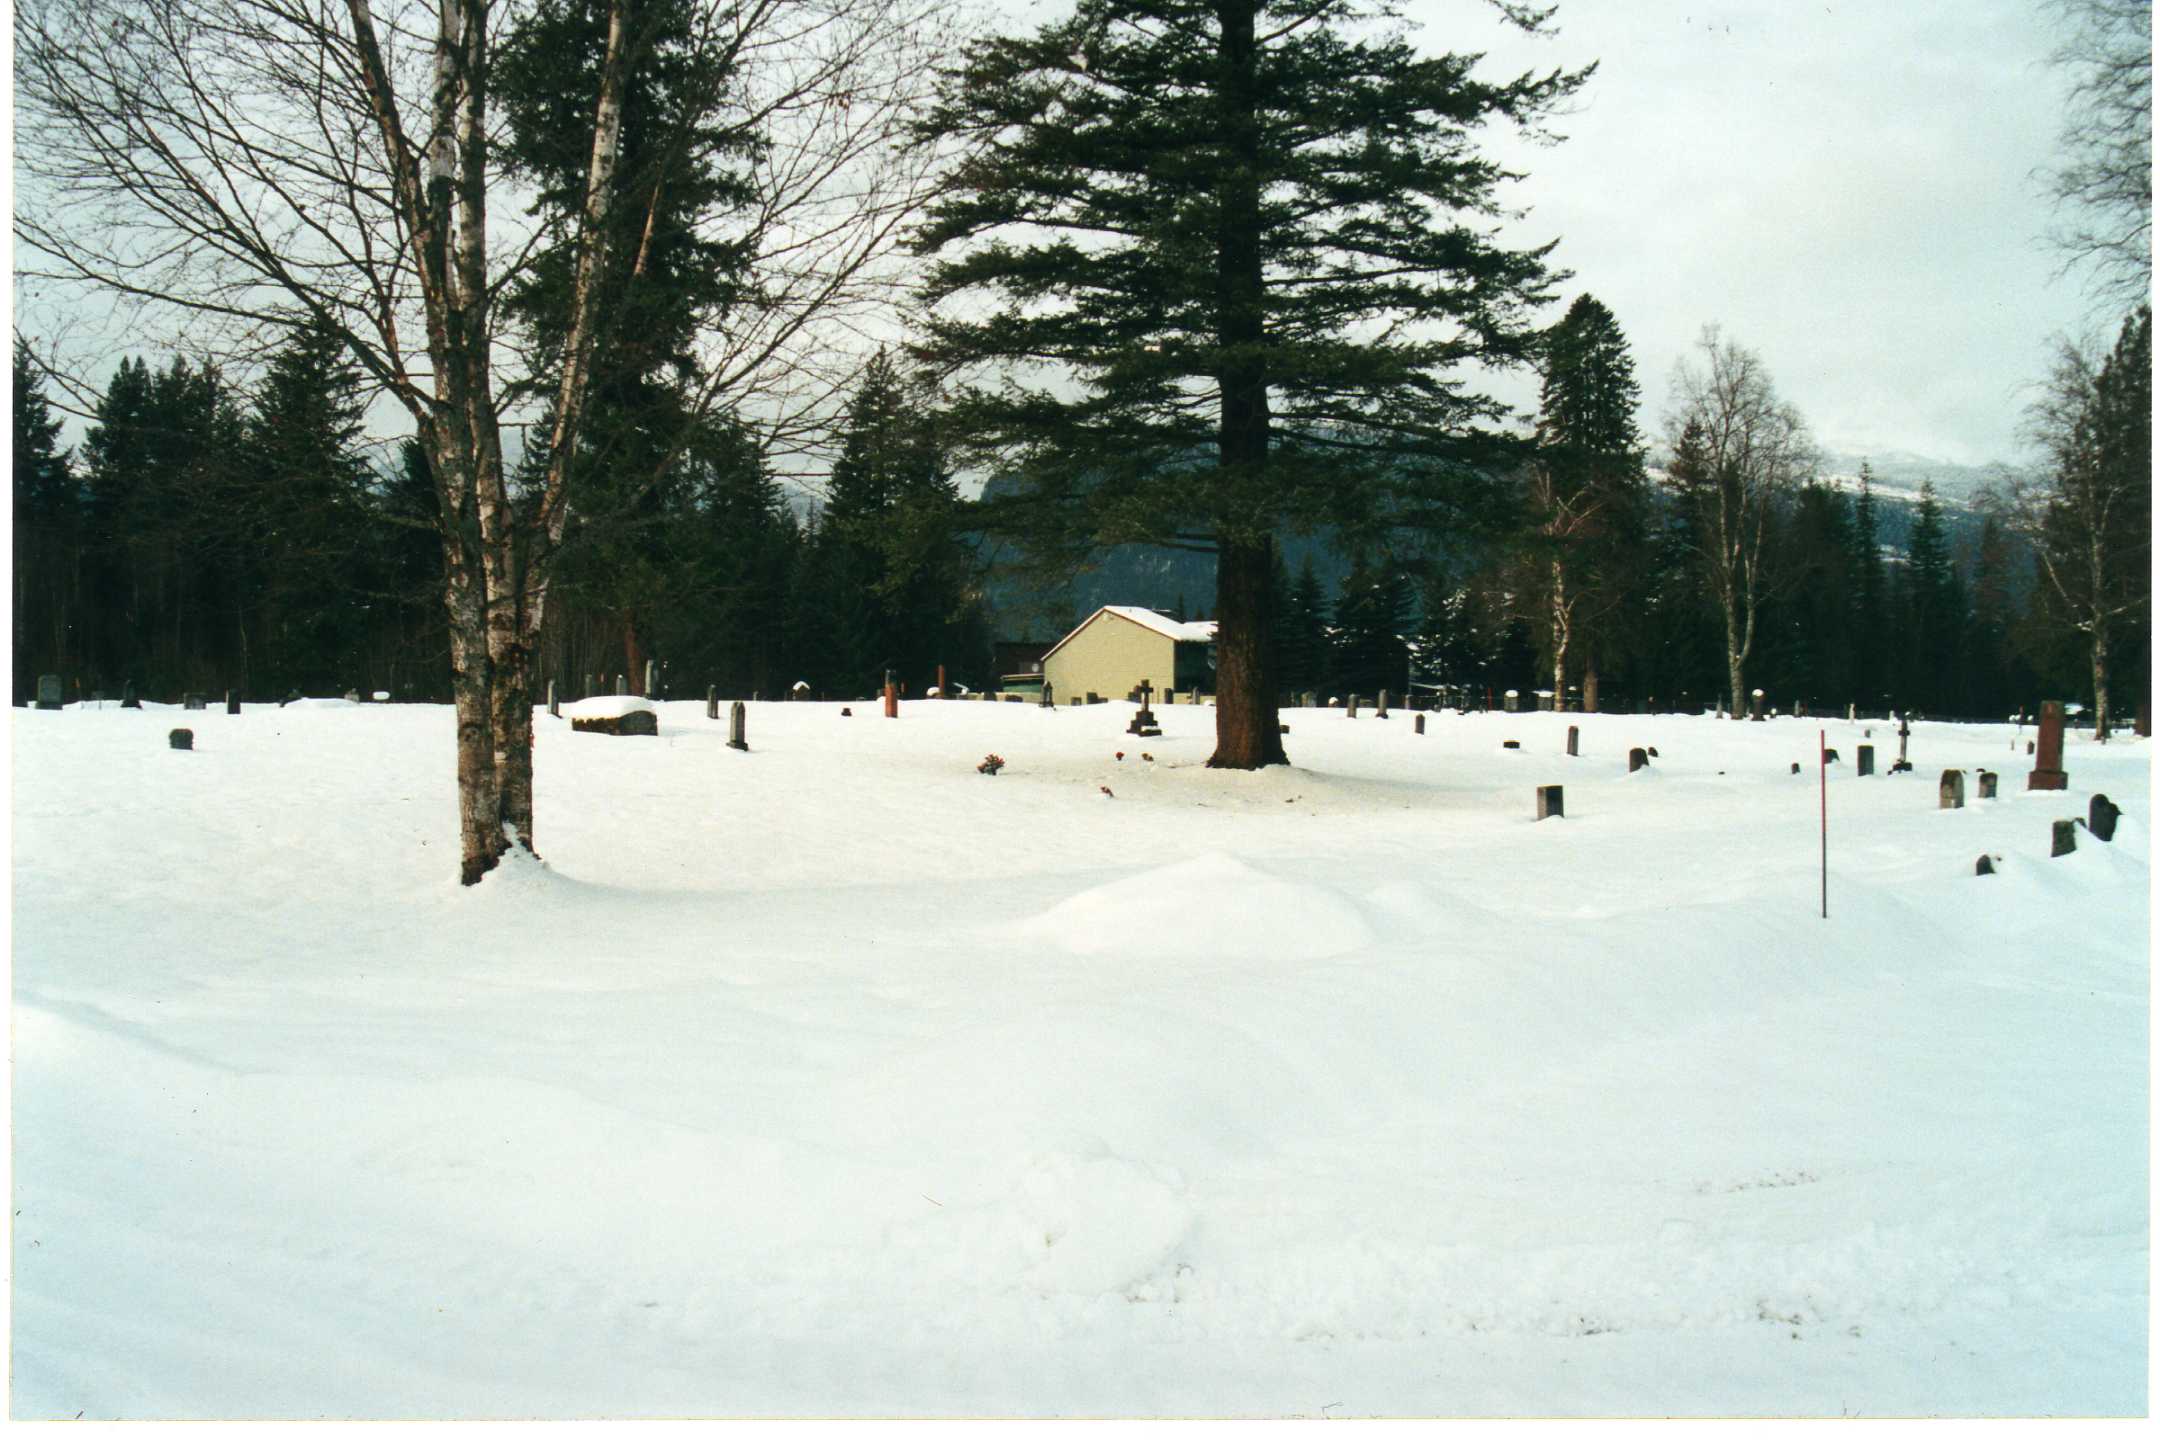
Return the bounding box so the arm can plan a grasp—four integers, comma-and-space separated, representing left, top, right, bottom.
562, 695, 656, 720
1009, 852, 1373, 961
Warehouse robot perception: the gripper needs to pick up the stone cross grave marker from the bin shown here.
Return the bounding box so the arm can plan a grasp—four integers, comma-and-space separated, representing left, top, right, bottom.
728, 701, 748, 751
1939, 769, 1965, 809
184, 693, 207, 711
2027, 702, 2068, 790
1128, 680, 1161, 737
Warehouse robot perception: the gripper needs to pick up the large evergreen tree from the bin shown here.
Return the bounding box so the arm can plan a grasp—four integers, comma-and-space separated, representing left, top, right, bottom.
13, 343, 79, 704
915, 0, 1588, 767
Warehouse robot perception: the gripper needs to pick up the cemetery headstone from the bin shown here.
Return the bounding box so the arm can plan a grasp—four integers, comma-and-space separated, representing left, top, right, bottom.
584, 673, 594, 700
2088, 793, 2119, 842
1535, 784, 1564, 821
168, 728, 193, 750
1848, 702, 1857, 722
728, 701, 748, 752
121, 682, 140, 710
1504, 689, 1520, 713
2051, 818, 2079, 857
1376, 690, 1390, 718
706, 686, 718, 721
1975, 854, 1996, 876
615, 673, 629, 696
1857, 744, 1875, 776
1414, 714, 1426, 736
1976, 770, 1997, 800
1628, 747, 1648, 772
1821, 747, 1839, 764
226, 691, 240, 715
1128, 680, 1162, 737
2027, 702, 2068, 790
571, 709, 658, 737
1750, 688, 1765, 722
549, 681, 560, 718
1502, 739, 1520, 750
35, 674, 62, 710
184, 693, 207, 711
1646, 746, 1659, 758
1790, 762, 1801, 775
645, 660, 659, 699
841, 707, 853, 716
1346, 695, 1359, 719
1087, 692, 1100, 705
1566, 725, 1579, 757
1939, 769, 1965, 809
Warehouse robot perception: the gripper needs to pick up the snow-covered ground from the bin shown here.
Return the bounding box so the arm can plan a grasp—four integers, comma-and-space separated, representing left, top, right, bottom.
10, 697, 2148, 1418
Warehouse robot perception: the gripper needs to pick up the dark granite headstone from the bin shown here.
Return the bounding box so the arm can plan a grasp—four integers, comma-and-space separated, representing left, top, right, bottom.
1646, 746, 1659, 758
169, 728, 193, 750
728, 701, 748, 751
706, 686, 718, 721
1857, 744, 1875, 776
1376, 690, 1390, 718
1628, 747, 1648, 772
1821, 747, 1839, 764
615, 674, 629, 697
121, 682, 140, 710
1975, 854, 1996, 876
549, 681, 561, 718
1414, 714, 1426, 736
1535, 784, 1564, 821
2088, 793, 2119, 842
1041, 683, 1055, 708
1791, 762, 1801, 775
34, 674, 62, 710
2051, 818, 2079, 857
2027, 702, 2068, 790
1939, 769, 1965, 809
1346, 695, 1360, 719
183, 693, 207, 711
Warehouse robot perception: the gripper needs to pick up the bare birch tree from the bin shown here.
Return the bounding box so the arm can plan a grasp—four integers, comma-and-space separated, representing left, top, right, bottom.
1660, 328, 1814, 719
16, 0, 950, 883
2040, 0, 2152, 305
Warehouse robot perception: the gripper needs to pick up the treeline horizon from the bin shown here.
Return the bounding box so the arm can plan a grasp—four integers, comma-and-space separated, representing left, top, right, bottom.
14, 327, 2144, 725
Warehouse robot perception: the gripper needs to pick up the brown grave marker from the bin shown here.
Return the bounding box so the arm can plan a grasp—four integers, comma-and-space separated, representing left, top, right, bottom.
2027, 702, 2068, 790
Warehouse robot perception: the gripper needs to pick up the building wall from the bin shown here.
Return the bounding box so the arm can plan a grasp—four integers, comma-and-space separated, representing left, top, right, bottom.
1042, 613, 1176, 703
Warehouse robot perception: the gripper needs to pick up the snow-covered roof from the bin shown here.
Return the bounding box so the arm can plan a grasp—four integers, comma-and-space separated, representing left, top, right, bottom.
1043, 605, 1217, 661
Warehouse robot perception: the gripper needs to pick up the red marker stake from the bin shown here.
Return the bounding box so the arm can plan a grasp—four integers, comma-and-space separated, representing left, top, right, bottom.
1819, 726, 1828, 920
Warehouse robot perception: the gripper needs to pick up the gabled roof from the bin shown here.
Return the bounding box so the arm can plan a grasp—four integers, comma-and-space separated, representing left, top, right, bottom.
1042, 605, 1217, 663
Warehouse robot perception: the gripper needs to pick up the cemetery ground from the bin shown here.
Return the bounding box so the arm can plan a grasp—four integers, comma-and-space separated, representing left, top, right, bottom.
9, 696, 2149, 1419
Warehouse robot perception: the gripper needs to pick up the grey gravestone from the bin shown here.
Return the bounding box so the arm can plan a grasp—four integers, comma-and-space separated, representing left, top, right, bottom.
1975, 854, 1996, 876
1414, 714, 1426, 736
35, 674, 62, 710
169, 728, 193, 750
1939, 769, 1965, 809
1628, 747, 1648, 772
706, 686, 719, 721
728, 701, 748, 752
2088, 793, 2119, 842
1376, 690, 1390, 718
2051, 819, 2079, 857
615, 673, 629, 696
645, 660, 659, 699
1848, 703, 1857, 722
1346, 696, 1359, 719
226, 691, 240, 715
1857, 744, 1875, 776
1535, 784, 1564, 821
584, 674, 594, 701
548, 681, 560, 718
1504, 689, 1520, 713
1566, 725, 1579, 757
121, 682, 140, 710
184, 693, 207, 711
1976, 770, 1997, 800
1302, 691, 1316, 710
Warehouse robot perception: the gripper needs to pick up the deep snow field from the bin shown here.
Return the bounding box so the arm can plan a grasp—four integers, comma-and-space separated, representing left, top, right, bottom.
9, 694, 2150, 1418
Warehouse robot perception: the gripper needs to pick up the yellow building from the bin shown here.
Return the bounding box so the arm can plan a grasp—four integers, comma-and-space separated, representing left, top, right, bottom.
1039, 606, 1217, 703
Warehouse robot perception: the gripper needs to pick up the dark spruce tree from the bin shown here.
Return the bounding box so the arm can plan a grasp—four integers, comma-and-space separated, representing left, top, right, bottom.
1527, 292, 1646, 711
14, 342, 79, 704
914, 0, 1588, 767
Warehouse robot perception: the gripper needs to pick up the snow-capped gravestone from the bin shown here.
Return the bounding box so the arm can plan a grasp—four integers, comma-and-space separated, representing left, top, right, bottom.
1939, 770, 1965, 809
567, 696, 658, 737
2088, 793, 2119, 842
35, 675, 62, 711
2027, 702, 2068, 791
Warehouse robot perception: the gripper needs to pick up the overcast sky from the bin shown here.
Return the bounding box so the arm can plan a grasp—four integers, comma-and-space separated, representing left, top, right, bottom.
1405, 0, 2106, 467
